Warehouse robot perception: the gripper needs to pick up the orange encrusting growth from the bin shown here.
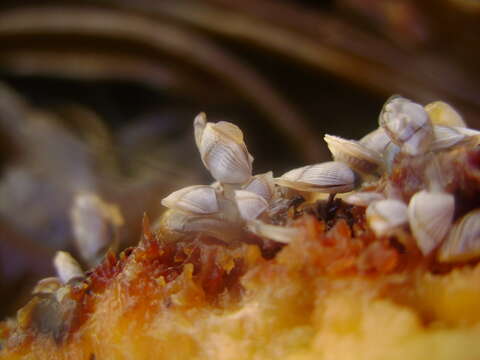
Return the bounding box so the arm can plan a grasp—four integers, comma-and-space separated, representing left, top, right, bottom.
2, 207, 480, 360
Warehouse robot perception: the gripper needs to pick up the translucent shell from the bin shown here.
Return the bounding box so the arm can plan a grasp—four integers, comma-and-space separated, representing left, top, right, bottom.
342, 192, 385, 207
366, 199, 408, 237
246, 219, 299, 244
194, 113, 253, 184
408, 191, 455, 255
234, 190, 269, 221
324, 134, 384, 175
53, 251, 84, 284
437, 209, 480, 263
161, 209, 239, 241
242, 171, 275, 202
425, 101, 466, 128
276, 161, 357, 193
71, 193, 124, 266
382, 142, 401, 174
161, 185, 219, 215
379, 95, 433, 155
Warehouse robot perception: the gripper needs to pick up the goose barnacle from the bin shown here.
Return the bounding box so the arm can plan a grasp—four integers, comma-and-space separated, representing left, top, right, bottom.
194, 113, 253, 184
161, 185, 219, 215
379, 95, 433, 155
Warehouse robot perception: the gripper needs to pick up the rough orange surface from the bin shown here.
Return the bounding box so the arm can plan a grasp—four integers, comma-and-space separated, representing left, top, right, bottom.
2, 205, 480, 360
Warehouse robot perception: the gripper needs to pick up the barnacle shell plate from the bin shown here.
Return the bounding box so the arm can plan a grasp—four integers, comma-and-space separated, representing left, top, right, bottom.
366, 199, 408, 237
425, 101, 466, 128
359, 127, 391, 154
431, 126, 467, 151
438, 209, 480, 263
243, 171, 275, 202
234, 190, 269, 221
276, 161, 357, 193
161, 185, 219, 215
324, 134, 383, 175
194, 114, 253, 184
408, 190, 455, 256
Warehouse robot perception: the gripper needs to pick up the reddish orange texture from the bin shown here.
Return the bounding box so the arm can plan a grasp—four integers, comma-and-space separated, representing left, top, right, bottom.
278, 214, 401, 277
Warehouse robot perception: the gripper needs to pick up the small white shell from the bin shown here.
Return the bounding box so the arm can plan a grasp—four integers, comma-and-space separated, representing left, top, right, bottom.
161, 185, 218, 214
342, 192, 385, 207
53, 251, 84, 284
359, 127, 391, 154
438, 209, 480, 263
242, 171, 275, 202
324, 134, 384, 175
408, 190, 455, 255
430, 126, 467, 151
379, 95, 433, 155
276, 161, 357, 193
246, 219, 299, 243
425, 101, 466, 128
71, 193, 124, 266
194, 114, 253, 184
366, 199, 408, 237
234, 190, 269, 221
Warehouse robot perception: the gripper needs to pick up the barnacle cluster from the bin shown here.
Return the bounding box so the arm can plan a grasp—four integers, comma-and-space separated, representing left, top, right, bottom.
2, 96, 480, 360
159, 96, 480, 264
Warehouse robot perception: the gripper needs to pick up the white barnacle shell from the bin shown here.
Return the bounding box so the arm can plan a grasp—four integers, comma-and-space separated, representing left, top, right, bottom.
246, 219, 299, 244
430, 126, 468, 151
194, 113, 253, 184
342, 192, 385, 207
276, 161, 357, 193
234, 190, 269, 221
379, 95, 433, 155
242, 171, 275, 202
53, 251, 84, 284
366, 199, 408, 237
425, 101, 466, 128
359, 127, 391, 154
161, 185, 218, 215
71, 193, 124, 266
324, 134, 383, 175
438, 209, 480, 263
408, 190, 455, 256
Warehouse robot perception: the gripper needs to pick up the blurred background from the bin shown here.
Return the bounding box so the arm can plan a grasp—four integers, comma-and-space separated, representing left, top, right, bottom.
1, 0, 480, 317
